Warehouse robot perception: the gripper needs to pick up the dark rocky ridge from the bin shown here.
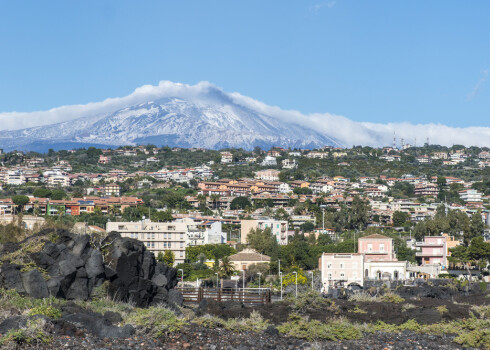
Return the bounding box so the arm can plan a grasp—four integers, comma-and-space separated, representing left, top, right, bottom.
0, 229, 182, 308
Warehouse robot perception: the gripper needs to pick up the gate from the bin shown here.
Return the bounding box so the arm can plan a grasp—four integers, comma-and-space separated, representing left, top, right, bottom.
177, 287, 271, 305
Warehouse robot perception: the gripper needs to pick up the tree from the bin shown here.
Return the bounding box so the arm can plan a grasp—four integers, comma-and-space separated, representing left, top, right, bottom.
163, 250, 175, 266
449, 237, 490, 281
230, 196, 252, 210
392, 211, 410, 227
33, 188, 51, 198
156, 251, 165, 263
466, 211, 484, 246
300, 221, 315, 233
219, 256, 236, 277
50, 189, 66, 200
12, 195, 30, 213
247, 227, 280, 260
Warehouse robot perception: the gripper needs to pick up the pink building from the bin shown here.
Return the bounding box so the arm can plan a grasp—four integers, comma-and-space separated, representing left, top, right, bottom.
416, 236, 447, 267
319, 253, 364, 289
358, 234, 396, 262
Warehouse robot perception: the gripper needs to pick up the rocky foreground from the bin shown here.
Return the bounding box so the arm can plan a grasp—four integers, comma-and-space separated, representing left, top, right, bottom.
0, 230, 487, 349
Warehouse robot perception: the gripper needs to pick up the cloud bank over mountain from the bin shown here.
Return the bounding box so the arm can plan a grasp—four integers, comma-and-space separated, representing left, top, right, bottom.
0, 81, 488, 148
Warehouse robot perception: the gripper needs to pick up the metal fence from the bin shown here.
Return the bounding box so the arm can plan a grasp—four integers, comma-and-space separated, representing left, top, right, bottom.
177, 287, 271, 305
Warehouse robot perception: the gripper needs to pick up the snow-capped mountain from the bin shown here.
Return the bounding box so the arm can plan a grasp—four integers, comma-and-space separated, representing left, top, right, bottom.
0, 86, 340, 151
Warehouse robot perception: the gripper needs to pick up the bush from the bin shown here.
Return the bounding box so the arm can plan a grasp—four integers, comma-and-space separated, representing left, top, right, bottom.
288, 290, 338, 313
277, 314, 362, 341
125, 305, 186, 337
381, 292, 404, 303
28, 304, 62, 319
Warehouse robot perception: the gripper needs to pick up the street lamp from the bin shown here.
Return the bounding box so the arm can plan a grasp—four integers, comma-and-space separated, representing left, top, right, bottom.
320, 204, 326, 233
242, 270, 246, 289
292, 271, 298, 297
278, 259, 281, 274
308, 271, 314, 290
279, 272, 283, 300
215, 272, 219, 289
257, 272, 262, 290
178, 269, 184, 285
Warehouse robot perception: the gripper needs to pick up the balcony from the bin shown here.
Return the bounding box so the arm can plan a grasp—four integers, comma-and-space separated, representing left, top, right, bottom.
416, 242, 444, 247
416, 252, 444, 257
364, 251, 388, 255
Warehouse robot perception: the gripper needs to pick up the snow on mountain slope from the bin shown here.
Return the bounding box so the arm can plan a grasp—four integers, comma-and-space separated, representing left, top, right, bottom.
0, 88, 340, 151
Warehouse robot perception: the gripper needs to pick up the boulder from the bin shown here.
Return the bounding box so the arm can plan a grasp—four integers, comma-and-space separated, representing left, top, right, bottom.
21, 270, 49, 299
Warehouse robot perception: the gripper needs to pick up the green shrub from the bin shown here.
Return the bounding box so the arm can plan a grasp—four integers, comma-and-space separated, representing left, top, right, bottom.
435, 305, 448, 315
381, 292, 404, 303
28, 304, 62, 319
0, 318, 51, 346
125, 305, 186, 337
288, 290, 338, 313
277, 314, 362, 341
351, 306, 367, 314
222, 310, 269, 333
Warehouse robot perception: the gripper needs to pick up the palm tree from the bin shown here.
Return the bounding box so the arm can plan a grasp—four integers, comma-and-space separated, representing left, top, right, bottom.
210, 194, 220, 211
219, 256, 236, 277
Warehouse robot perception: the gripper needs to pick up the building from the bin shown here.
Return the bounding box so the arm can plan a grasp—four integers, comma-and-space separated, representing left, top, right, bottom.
6, 171, 25, 186
186, 221, 226, 246
357, 234, 396, 262
414, 182, 439, 197
106, 219, 191, 265
98, 155, 111, 164
319, 253, 364, 289
103, 183, 121, 197
228, 248, 270, 271
240, 219, 288, 245
260, 156, 277, 167
416, 235, 448, 267
459, 189, 482, 202
220, 152, 233, 164
281, 159, 297, 169
254, 169, 280, 181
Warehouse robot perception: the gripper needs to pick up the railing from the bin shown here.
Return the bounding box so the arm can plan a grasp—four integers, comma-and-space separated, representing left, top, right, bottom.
177, 287, 271, 305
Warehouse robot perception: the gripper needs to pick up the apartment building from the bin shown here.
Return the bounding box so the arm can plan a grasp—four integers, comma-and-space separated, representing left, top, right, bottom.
106, 219, 191, 266
459, 189, 482, 202
240, 219, 288, 245
415, 235, 448, 267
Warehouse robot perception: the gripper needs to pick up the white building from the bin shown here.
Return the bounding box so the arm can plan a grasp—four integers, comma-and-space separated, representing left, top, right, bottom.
186, 221, 226, 246
240, 219, 288, 245
6, 171, 25, 186
281, 159, 297, 169
319, 253, 364, 290
106, 219, 191, 265
261, 156, 277, 167
459, 189, 482, 202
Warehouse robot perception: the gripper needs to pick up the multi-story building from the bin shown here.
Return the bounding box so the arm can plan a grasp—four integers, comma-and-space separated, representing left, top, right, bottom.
357, 234, 396, 262
459, 189, 482, 202
240, 219, 288, 245
260, 156, 277, 167
106, 219, 191, 265
255, 169, 280, 181
415, 235, 448, 267
220, 152, 233, 164
414, 182, 439, 197
103, 183, 121, 197
6, 171, 25, 186
319, 253, 364, 289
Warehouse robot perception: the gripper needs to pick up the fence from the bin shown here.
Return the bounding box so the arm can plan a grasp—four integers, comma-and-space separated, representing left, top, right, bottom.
177, 287, 271, 305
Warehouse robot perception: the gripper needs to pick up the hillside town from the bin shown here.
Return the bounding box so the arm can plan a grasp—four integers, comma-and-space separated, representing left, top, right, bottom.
0, 144, 488, 291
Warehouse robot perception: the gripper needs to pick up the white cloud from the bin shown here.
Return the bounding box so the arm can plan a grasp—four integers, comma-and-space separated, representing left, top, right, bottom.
467, 68, 489, 101
0, 80, 489, 148
309, 1, 336, 14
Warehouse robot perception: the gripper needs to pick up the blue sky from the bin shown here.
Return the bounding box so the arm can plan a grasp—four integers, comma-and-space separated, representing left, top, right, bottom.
0, 1, 489, 127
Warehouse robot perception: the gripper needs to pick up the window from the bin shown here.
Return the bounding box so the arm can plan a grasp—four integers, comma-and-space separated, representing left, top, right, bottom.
327, 263, 332, 269
180, 242, 184, 248
340, 273, 345, 279
180, 233, 184, 240
340, 263, 344, 269
368, 244, 373, 252
328, 273, 332, 280
118, 225, 124, 230
180, 251, 184, 257
379, 244, 385, 252
168, 242, 171, 248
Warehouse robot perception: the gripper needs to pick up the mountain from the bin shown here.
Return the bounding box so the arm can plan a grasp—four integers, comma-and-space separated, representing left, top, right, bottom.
0, 86, 340, 152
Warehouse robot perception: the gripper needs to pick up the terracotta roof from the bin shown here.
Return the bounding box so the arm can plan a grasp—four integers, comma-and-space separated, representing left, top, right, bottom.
229, 249, 271, 262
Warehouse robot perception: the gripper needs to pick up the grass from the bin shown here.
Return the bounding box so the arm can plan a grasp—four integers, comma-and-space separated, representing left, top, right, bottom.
351, 306, 367, 314
124, 304, 186, 337
287, 290, 339, 313
435, 305, 448, 315
277, 314, 362, 342
0, 318, 51, 347
194, 310, 269, 333
349, 291, 404, 303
